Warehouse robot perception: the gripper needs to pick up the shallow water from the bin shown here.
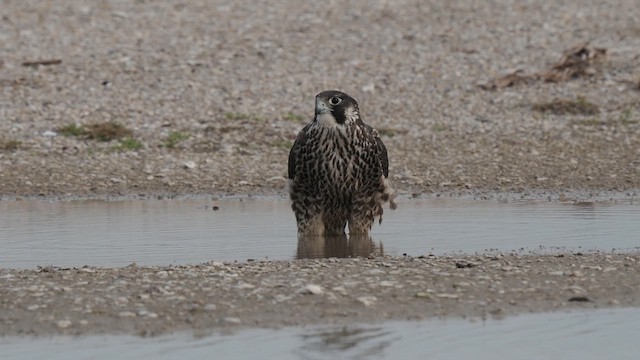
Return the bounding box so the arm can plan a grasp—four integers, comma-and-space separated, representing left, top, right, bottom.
2, 308, 639, 360
0, 198, 639, 268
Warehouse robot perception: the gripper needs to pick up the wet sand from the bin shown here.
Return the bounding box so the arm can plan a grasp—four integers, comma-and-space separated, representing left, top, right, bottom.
1, 253, 639, 336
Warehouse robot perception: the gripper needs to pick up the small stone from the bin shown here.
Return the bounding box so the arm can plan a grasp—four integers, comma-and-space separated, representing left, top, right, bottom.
183, 161, 196, 169
361, 83, 375, 93
27, 305, 40, 311
235, 282, 255, 290
118, 311, 136, 318
115, 296, 129, 305
224, 317, 241, 324
274, 294, 292, 302
79, 320, 89, 326
455, 261, 478, 268
436, 293, 459, 299
56, 320, 72, 329
332, 286, 347, 295
415, 292, 430, 298
301, 284, 323, 295
42, 130, 57, 137
266, 176, 286, 183
356, 296, 377, 306
566, 285, 586, 293
379, 281, 394, 287
204, 304, 217, 311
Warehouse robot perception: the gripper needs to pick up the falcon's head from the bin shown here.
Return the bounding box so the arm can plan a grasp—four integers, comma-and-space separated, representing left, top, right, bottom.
314, 90, 360, 128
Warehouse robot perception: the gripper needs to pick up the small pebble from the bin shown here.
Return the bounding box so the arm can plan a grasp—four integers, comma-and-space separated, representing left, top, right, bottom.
224, 317, 241, 324
301, 284, 323, 295
56, 320, 72, 329
356, 296, 377, 306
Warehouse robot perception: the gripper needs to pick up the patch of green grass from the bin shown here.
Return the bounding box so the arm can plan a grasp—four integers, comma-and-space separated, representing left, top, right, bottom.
163, 131, 190, 148
58, 124, 86, 137
116, 138, 143, 151
85, 122, 133, 142
271, 140, 293, 149
0, 138, 21, 151
224, 112, 262, 122
282, 112, 305, 122
619, 108, 637, 125
432, 124, 447, 132
532, 96, 599, 116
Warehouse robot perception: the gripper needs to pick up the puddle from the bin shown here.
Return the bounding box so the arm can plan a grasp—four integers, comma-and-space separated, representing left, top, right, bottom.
2, 307, 639, 359
0, 198, 639, 268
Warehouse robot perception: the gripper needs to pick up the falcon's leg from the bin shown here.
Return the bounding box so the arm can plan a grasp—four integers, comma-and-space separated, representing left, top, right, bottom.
347, 216, 374, 235
348, 205, 375, 234
291, 197, 325, 236
323, 209, 348, 236
295, 210, 324, 236
348, 196, 382, 235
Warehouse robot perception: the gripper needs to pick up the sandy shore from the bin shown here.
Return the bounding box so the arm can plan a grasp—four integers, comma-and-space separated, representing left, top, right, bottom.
1, 253, 639, 336
1, 1, 640, 337
1, 0, 639, 199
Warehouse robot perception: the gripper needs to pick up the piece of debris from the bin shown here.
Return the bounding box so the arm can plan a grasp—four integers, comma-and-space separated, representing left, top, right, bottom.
542, 42, 606, 82
22, 59, 62, 67
479, 70, 535, 90
568, 296, 591, 302
532, 97, 600, 116
455, 261, 479, 268
480, 42, 607, 90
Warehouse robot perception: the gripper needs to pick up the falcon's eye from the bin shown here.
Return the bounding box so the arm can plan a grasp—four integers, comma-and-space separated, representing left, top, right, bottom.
329, 96, 342, 105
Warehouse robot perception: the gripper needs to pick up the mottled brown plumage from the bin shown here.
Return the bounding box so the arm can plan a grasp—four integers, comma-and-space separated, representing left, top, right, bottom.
288, 90, 396, 236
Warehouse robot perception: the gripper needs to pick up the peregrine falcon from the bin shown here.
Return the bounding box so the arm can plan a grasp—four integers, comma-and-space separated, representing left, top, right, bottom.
288, 90, 396, 236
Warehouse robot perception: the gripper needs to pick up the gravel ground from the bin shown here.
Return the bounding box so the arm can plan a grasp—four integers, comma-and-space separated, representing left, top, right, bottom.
1, 1, 640, 337
1, 0, 639, 199
1, 253, 639, 336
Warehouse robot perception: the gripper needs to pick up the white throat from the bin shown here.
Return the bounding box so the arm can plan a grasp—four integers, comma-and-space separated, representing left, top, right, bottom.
316, 112, 338, 128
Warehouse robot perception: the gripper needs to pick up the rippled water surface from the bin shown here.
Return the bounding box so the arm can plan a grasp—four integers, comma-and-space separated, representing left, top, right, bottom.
1, 198, 638, 268
3, 308, 639, 360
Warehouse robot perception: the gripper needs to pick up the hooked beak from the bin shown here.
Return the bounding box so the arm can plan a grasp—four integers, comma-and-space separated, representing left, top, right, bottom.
315, 99, 330, 115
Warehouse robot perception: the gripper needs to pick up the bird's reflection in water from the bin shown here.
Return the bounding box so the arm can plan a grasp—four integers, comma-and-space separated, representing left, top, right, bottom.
296, 234, 383, 259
